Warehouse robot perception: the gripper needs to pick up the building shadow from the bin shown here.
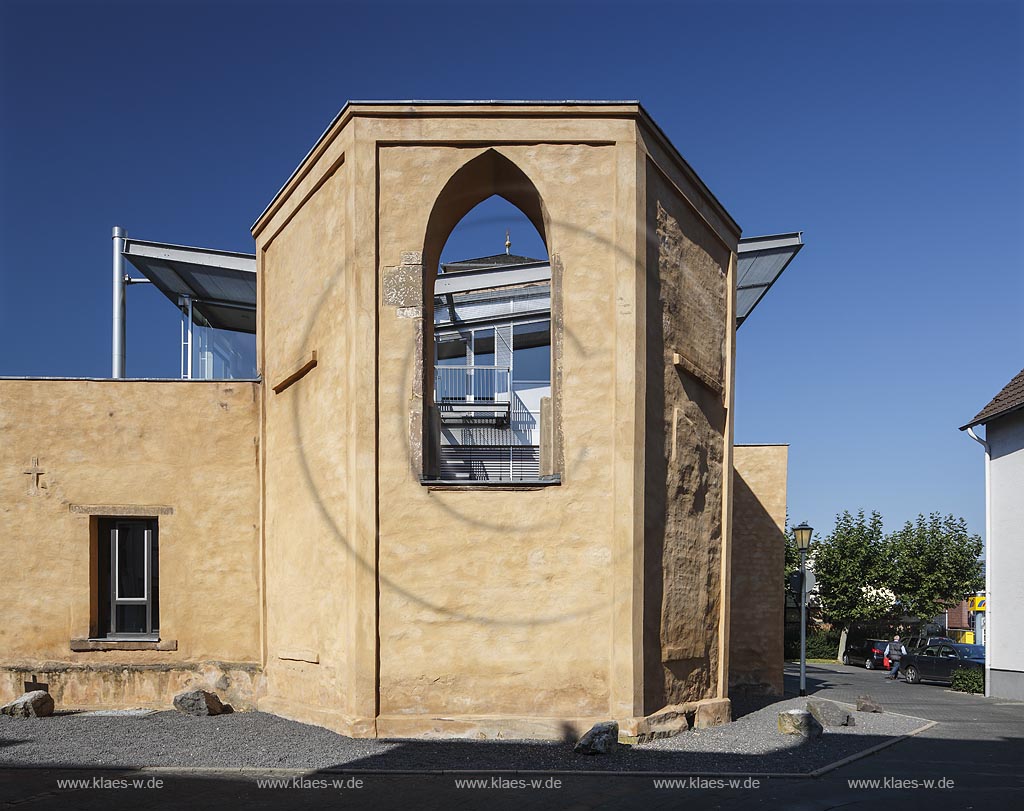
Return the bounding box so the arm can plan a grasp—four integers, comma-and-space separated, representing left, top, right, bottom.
3, 728, 1023, 811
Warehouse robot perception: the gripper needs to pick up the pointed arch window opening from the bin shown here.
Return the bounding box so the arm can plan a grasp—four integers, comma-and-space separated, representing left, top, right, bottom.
424, 178, 555, 484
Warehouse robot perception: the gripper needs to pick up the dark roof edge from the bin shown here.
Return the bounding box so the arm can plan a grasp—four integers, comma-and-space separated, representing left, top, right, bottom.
632, 105, 741, 238
960, 401, 1024, 431
959, 366, 1024, 430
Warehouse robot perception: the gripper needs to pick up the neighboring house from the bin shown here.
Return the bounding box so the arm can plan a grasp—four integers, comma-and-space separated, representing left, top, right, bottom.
943, 599, 973, 643
961, 366, 1024, 699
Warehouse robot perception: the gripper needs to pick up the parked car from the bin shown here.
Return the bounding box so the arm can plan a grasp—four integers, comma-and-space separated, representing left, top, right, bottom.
903, 635, 954, 652
842, 638, 889, 669
902, 643, 985, 685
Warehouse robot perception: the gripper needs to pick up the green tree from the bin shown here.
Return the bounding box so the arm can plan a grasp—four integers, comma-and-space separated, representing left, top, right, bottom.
885, 513, 984, 621
784, 524, 801, 580
812, 510, 893, 659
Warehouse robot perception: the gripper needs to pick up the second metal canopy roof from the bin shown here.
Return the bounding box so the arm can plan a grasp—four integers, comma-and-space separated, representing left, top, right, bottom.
123, 238, 257, 333
736, 232, 804, 327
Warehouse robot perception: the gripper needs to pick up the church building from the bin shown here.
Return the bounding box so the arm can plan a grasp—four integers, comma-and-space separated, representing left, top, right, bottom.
0, 101, 799, 740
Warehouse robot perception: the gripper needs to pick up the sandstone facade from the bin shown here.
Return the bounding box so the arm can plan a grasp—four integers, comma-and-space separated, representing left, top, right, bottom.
0, 102, 788, 738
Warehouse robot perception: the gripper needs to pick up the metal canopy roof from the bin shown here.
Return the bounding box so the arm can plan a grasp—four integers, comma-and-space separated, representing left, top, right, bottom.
117, 229, 798, 336
123, 238, 257, 333
735, 232, 803, 327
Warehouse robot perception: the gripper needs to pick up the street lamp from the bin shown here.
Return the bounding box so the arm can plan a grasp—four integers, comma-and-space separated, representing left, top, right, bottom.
793, 521, 813, 697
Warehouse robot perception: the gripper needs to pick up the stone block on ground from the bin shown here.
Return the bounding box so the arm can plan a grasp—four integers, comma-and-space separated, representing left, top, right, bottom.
806, 698, 855, 727
693, 698, 732, 729
173, 689, 226, 716
777, 709, 823, 738
629, 706, 690, 743
0, 690, 54, 718
574, 721, 619, 754
856, 695, 883, 713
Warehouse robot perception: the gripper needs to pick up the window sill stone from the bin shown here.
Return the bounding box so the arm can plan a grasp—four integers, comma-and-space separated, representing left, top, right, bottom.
422, 477, 561, 491
70, 638, 177, 652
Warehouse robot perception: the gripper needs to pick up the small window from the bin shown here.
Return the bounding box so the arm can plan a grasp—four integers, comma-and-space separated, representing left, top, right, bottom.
97, 518, 159, 638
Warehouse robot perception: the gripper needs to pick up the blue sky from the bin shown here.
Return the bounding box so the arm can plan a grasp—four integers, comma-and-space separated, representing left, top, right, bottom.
1, 0, 1021, 539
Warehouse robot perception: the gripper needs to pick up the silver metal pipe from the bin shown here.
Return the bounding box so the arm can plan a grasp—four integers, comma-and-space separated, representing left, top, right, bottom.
112, 226, 126, 377
180, 306, 185, 379
186, 296, 194, 380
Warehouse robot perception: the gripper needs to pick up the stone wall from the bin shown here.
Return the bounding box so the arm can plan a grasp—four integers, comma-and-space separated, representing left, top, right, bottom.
0, 380, 261, 709
0, 662, 261, 711
730, 444, 788, 696
642, 160, 732, 713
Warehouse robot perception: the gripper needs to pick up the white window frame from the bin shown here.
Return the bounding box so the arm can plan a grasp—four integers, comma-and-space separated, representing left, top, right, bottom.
107, 519, 158, 639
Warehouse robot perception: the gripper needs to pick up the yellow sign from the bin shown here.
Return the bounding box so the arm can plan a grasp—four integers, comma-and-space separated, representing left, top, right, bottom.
969, 596, 986, 612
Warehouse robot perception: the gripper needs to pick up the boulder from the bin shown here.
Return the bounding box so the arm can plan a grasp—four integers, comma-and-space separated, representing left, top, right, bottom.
634, 706, 690, 743
172, 689, 225, 716
806, 699, 855, 727
777, 709, 823, 738
856, 695, 883, 713
574, 721, 619, 754
1, 690, 54, 718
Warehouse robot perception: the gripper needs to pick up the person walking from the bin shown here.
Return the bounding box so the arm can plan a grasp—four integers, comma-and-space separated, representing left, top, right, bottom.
884, 635, 906, 680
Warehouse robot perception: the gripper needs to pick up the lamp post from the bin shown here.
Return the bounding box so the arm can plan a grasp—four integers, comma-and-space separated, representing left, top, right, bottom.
793, 521, 814, 697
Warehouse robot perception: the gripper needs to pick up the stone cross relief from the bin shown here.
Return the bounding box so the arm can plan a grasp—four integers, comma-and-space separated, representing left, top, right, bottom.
23, 456, 46, 495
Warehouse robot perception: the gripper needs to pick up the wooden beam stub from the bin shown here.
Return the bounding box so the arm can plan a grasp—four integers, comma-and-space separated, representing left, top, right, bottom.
672, 350, 723, 396
273, 350, 318, 394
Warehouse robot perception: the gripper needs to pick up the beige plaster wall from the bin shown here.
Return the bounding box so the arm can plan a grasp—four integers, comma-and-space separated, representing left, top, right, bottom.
253, 104, 742, 737
256, 131, 374, 733
375, 139, 623, 724
0, 379, 260, 708
730, 444, 788, 696
3, 105, 760, 737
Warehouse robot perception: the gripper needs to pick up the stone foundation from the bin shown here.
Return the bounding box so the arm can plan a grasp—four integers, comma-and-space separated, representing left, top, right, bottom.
0, 661, 262, 712
619, 697, 732, 743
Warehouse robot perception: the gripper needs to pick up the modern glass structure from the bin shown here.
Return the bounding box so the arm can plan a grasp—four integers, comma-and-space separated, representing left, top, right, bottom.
432, 253, 551, 481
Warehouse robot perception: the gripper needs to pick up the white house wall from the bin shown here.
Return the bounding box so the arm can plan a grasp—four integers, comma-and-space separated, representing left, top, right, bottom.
988, 409, 1024, 699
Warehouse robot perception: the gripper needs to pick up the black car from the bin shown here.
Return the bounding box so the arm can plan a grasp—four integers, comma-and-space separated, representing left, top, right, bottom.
902, 643, 985, 685
903, 635, 954, 652
842, 638, 889, 669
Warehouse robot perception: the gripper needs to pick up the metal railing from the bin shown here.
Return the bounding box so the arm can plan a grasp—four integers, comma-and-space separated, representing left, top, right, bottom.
435, 365, 510, 404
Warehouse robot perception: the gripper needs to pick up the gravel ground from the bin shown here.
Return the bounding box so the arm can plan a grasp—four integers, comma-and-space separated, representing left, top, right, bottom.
0, 697, 927, 774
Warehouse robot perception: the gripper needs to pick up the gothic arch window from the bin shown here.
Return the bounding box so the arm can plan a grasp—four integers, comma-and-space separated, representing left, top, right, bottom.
421, 151, 558, 483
